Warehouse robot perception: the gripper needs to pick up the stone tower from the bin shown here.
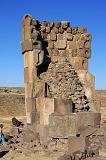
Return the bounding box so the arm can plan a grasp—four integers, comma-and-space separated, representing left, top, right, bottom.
22, 14, 100, 139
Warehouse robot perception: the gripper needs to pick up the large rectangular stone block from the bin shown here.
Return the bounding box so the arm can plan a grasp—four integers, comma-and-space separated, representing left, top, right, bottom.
24, 51, 33, 68
22, 39, 33, 54
77, 112, 101, 128
25, 83, 34, 98
50, 32, 57, 41
25, 96, 36, 124
22, 16, 31, 42
36, 97, 54, 125
35, 82, 46, 97
48, 112, 101, 138
49, 114, 77, 138
26, 111, 36, 124
54, 98, 73, 114
24, 66, 34, 83
56, 40, 67, 49
25, 97, 35, 113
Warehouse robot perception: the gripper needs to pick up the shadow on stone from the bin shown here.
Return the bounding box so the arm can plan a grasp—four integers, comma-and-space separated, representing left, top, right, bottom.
0, 151, 9, 158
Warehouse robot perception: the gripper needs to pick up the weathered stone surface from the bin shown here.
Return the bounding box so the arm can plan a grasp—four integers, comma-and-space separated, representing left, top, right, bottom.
35, 82, 46, 97
77, 48, 84, 57
77, 27, 87, 33
58, 27, 64, 34
56, 40, 67, 49
79, 126, 97, 137
47, 22, 54, 28
48, 41, 54, 49
49, 112, 101, 138
38, 125, 49, 144
22, 15, 32, 42
77, 40, 84, 49
22, 39, 33, 53
31, 18, 38, 26
25, 50, 33, 67
68, 41, 76, 49
52, 27, 59, 34
72, 27, 78, 34
83, 57, 88, 70
54, 98, 73, 114
67, 27, 72, 33
85, 33, 92, 41
41, 60, 89, 111
54, 22, 61, 28
31, 29, 38, 39
89, 100, 101, 113
66, 33, 73, 41
25, 97, 36, 124
68, 136, 88, 154
51, 55, 59, 63
77, 71, 95, 100
36, 97, 54, 125
24, 66, 35, 83
57, 34, 64, 40
22, 15, 98, 141
52, 48, 59, 55
25, 83, 34, 98
95, 90, 106, 123
69, 57, 83, 70
24, 67, 29, 83
77, 112, 101, 128
25, 97, 35, 113
85, 41, 91, 49
50, 32, 57, 41
61, 21, 69, 29
49, 114, 77, 138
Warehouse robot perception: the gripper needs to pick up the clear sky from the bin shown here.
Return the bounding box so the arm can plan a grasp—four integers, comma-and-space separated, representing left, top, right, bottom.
0, 0, 106, 89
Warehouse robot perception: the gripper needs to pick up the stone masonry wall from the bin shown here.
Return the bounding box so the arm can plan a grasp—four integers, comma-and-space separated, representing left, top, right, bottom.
32, 18, 94, 100
22, 14, 95, 124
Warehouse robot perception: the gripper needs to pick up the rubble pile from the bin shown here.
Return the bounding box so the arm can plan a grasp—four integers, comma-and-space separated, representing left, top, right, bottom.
41, 60, 89, 112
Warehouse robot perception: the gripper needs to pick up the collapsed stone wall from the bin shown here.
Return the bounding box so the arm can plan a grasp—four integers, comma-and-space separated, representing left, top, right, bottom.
41, 60, 89, 111
22, 14, 95, 124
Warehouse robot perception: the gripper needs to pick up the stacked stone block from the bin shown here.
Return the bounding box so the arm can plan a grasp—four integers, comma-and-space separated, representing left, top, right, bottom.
22, 15, 36, 124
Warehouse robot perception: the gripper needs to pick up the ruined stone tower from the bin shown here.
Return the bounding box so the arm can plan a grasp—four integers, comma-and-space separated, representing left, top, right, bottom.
22, 14, 101, 139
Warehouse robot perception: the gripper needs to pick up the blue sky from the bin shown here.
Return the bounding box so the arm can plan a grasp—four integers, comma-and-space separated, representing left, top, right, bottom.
0, 0, 106, 89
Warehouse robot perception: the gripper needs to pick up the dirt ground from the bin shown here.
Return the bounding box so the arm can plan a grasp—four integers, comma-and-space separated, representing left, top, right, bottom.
0, 116, 65, 160
0, 116, 106, 160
